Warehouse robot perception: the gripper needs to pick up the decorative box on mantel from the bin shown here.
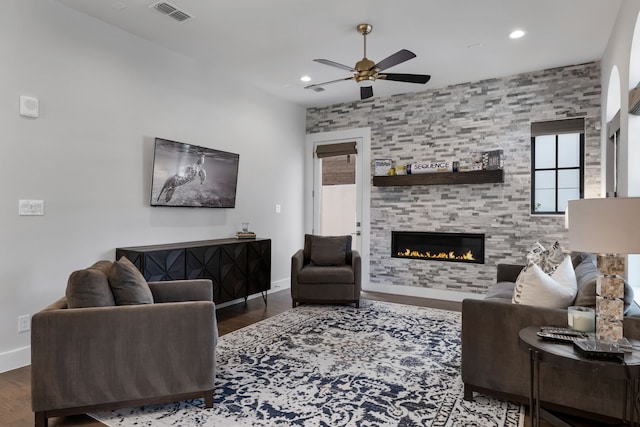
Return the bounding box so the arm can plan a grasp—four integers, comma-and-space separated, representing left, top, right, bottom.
372, 169, 504, 187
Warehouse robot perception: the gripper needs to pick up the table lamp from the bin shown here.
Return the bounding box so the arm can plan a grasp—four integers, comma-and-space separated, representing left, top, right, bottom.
568, 197, 640, 342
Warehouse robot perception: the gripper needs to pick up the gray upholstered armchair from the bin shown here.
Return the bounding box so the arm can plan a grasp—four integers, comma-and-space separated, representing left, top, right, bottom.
31, 258, 217, 427
291, 234, 361, 308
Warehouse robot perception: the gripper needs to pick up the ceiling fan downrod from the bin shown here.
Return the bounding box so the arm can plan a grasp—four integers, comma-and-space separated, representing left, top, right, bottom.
357, 23, 373, 58
355, 23, 375, 82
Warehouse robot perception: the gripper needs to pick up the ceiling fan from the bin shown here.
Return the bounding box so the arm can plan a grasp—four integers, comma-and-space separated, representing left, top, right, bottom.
305, 23, 431, 100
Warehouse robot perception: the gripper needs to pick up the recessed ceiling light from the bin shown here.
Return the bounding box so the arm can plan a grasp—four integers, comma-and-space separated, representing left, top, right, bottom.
509, 30, 526, 39
300, 75, 312, 83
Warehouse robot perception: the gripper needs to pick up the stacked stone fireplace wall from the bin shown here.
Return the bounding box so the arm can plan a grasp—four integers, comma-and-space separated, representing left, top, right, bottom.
306, 61, 602, 294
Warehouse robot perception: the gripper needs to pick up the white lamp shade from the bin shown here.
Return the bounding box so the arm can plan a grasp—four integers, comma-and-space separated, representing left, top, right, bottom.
568, 197, 640, 254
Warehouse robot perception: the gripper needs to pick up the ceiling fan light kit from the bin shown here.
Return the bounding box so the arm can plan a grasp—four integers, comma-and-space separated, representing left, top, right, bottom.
305, 23, 431, 100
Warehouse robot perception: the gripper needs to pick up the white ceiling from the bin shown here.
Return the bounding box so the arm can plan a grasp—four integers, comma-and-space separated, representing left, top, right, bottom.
56, 0, 622, 109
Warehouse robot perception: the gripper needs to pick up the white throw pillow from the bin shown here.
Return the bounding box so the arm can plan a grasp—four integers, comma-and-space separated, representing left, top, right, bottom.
512, 255, 578, 308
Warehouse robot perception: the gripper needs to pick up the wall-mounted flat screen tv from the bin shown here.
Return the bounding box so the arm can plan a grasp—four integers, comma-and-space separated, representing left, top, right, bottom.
150, 138, 239, 208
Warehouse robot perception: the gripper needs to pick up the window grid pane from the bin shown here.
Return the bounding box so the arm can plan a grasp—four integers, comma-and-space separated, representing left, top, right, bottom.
534, 170, 556, 189
557, 133, 580, 168
558, 189, 580, 213
534, 189, 556, 212
557, 169, 580, 189
534, 135, 556, 169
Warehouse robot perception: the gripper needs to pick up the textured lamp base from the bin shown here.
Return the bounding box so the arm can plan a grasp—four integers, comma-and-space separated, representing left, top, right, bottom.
596, 316, 623, 342
595, 254, 625, 342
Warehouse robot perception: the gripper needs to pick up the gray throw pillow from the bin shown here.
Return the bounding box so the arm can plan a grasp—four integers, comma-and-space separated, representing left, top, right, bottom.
309, 235, 350, 266
108, 256, 154, 305
66, 262, 116, 308
572, 253, 635, 315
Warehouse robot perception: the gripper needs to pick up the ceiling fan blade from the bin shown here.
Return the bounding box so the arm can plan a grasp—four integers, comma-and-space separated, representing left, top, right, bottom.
313, 59, 356, 72
374, 49, 416, 72
360, 86, 374, 99
380, 73, 431, 84
304, 77, 353, 90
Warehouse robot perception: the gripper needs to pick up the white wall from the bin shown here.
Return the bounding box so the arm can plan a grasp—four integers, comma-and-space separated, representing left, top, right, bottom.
0, 0, 306, 372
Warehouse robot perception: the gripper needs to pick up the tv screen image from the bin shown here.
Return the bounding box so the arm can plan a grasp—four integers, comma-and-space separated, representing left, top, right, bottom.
150, 138, 239, 208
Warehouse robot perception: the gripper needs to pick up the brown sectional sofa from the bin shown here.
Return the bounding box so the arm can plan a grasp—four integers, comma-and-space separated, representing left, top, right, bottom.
461, 253, 640, 422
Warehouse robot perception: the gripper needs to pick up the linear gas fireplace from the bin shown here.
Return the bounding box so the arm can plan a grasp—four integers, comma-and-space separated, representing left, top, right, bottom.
391, 231, 485, 264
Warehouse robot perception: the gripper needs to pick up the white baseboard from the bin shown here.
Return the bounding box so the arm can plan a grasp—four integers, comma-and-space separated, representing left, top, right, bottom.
269, 278, 290, 292
0, 345, 30, 374
364, 281, 483, 302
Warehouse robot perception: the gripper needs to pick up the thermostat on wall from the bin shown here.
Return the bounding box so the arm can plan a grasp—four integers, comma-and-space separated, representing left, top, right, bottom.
20, 95, 39, 118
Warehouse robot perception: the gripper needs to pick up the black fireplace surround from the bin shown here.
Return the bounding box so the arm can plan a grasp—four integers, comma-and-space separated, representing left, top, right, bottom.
391, 231, 485, 264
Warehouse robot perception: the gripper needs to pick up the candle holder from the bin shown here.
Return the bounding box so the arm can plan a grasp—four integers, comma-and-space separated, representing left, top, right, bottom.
567, 306, 595, 333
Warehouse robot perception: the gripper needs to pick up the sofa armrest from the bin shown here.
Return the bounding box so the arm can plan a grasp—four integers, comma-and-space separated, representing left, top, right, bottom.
462, 298, 567, 399
290, 249, 305, 300
352, 250, 362, 294
31, 301, 216, 412
496, 263, 524, 283
291, 248, 304, 284
148, 279, 213, 303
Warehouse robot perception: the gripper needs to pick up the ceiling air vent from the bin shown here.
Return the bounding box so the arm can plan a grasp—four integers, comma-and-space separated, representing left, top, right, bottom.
149, 2, 193, 23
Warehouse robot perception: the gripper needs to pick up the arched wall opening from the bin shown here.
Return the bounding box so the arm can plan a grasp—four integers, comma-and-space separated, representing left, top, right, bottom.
607, 66, 621, 122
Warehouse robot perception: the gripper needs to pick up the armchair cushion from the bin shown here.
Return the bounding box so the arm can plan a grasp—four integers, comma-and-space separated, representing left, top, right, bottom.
108, 257, 154, 305
305, 234, 352, 266
298, 265, 355, 284
65, 262, 115, 308
311, 236, 348, 266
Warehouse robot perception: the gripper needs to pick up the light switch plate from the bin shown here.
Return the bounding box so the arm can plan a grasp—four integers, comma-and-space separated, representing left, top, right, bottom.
19, 199, 44, 216
20, 96, 39, 118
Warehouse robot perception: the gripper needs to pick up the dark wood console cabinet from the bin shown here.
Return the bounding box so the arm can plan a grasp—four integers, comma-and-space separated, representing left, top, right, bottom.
116, 238, 271, 305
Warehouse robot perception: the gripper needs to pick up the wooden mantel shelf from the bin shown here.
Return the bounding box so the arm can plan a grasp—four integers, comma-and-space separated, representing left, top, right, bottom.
372, 169, 504, 187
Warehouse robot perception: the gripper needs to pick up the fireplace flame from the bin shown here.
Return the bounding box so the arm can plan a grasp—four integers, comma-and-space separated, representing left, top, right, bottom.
399, 248, 476, 261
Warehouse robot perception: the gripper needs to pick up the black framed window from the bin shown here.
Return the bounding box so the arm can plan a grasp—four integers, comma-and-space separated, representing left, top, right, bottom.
531, 119, 585, 215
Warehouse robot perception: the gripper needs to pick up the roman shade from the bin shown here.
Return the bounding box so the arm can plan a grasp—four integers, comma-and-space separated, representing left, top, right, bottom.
531, 118, 584, 136
315, 141, 357, 158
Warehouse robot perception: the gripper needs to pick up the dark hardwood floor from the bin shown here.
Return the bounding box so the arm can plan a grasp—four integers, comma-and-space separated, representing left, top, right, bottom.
0, 289, 596, 427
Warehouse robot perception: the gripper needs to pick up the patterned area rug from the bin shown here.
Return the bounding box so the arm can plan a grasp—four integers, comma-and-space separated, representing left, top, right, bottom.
91, 300, 523, 426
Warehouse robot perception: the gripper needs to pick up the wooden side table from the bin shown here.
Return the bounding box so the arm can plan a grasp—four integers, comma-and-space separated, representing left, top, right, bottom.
518, 326, 640, 427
